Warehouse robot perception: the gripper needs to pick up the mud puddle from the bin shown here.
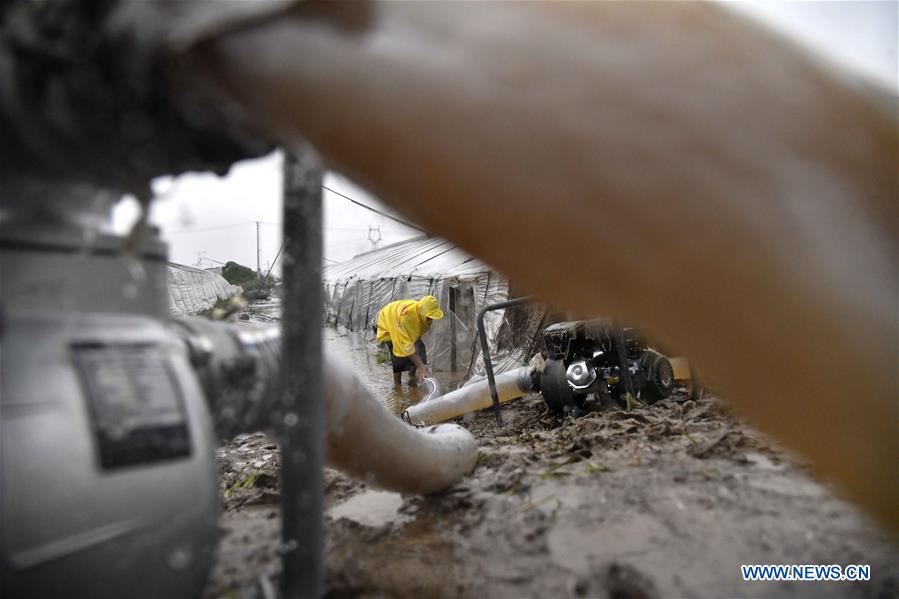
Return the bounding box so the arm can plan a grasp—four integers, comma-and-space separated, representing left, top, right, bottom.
328, 491, 409, 528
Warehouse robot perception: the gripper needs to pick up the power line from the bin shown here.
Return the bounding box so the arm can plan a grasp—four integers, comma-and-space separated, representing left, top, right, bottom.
261, 243, 341, 281
324, 226, 413, 233
261, 242, 285, 286
201, 256, 228, 266
166, 222, 256, 235
322, 185, 426, 232
164, 187, 425, 236
264, 222, 408, 233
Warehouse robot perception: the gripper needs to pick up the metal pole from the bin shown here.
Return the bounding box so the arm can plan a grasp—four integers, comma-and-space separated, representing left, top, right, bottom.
476, 296, 533, 426
256, 221, 262, 277
280, 150, 324, 598
613, 323, 636, 401
449, 289, 457, 372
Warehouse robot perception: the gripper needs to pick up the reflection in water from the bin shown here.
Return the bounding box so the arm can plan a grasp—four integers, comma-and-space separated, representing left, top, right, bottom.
327, 490, 410, 528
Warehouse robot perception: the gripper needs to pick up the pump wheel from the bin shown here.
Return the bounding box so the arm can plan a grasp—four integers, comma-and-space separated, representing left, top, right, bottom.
540, 358, 585, 415
640, 351, 674, 404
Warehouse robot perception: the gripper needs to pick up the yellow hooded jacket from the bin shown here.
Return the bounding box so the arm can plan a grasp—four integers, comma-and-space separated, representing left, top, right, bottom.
375, 296, 444, 357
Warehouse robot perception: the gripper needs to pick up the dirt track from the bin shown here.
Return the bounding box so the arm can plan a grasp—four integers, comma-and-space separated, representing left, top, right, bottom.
204, 334, 897, 599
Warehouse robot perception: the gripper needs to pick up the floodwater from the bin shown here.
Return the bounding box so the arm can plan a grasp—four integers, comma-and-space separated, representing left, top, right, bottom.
246, 298, 467, 413
323, 328, 467, 414
244, 297, 282, 322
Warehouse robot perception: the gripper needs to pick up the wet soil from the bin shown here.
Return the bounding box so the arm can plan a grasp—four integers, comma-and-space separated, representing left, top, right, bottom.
204, 327, 898, 599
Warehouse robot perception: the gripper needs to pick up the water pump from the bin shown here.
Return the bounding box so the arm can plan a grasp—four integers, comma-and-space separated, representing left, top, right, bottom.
0, 182, 292, 598
539, 318, 680, 414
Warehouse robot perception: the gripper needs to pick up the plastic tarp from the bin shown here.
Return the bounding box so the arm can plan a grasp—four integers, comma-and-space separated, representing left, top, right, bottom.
323, 236, 546, 385
167, 262, 240, 316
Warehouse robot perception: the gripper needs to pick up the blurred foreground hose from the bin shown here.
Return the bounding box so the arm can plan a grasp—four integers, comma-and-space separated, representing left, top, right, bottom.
172, 318, 478, 494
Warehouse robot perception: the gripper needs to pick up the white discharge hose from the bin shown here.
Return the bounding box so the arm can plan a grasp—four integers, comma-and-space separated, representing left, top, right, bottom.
323, 348, 478, 494
421, 377, 445, 403
403, 366, 534, 426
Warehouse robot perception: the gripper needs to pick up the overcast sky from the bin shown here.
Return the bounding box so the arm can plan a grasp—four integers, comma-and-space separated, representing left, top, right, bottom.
112, 1, 897, 274
114, 157, 423, 273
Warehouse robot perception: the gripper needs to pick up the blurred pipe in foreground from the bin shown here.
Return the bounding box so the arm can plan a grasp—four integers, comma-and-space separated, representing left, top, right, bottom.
280, 150, 324, 598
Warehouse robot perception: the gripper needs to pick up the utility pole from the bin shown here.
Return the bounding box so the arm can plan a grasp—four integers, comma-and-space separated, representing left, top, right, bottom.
194, 251, 205, 268
256, 221, 262, 277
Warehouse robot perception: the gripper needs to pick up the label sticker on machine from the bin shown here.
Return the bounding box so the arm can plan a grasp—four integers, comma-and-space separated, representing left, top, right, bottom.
72, 342, 191, 469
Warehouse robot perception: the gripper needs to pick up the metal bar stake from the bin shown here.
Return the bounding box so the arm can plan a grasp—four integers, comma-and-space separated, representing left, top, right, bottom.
476, 296, 533, 426
280, 150, 324, 598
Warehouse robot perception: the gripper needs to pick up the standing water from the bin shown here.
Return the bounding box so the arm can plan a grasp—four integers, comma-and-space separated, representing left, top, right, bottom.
245, 298, 466, 413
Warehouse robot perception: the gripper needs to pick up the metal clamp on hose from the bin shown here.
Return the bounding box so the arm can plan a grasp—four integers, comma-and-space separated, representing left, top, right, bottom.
169, 318, 283, 440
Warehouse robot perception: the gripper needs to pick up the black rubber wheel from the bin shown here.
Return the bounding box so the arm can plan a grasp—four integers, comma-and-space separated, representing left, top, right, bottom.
640, 351, 674, 404
540, 359, 585, 415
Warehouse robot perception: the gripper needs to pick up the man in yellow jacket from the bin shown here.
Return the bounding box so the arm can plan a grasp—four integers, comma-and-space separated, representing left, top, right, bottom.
375, 295, 444, 385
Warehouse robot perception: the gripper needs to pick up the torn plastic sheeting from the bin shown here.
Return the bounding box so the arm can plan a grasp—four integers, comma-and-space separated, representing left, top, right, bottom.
421, 278, 452, 372
336, 280, 357, 329
466, 291, 549, 387
394, 277, 433, 306
426, 279, 477, 374
323, 237, 439, 280
167, 262, 238, 316
350, 279, 375, 331
335, 281, 357, 329
324, 280, 350, 327
463, 272, 519, 385
321, 236, 547, 382
324, 237, 479, 281
324, 238, 504, 377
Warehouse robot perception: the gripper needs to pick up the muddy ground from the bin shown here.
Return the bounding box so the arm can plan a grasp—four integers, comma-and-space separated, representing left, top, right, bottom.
203, 329, 897, 599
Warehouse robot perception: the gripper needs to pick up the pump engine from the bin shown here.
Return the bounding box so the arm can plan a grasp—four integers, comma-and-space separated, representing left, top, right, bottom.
539, 318, 677, 414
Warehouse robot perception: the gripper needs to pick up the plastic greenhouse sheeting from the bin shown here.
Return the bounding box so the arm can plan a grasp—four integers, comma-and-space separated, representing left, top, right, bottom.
168, 263, 240, 316
323, 236, 549, 385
